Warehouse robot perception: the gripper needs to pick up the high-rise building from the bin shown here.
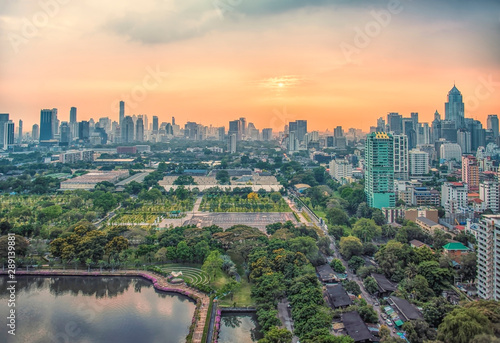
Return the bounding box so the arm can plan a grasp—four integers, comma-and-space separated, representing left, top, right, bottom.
465, 119, 486, 151
0, 113, 9, 148
441, 182, 468, 214
227, 134, 237, 153
152, 116, 159, 134
32, 124, 39, 141
17, 119, 22, 144
51, 108, 59, 136
416, 122, 431, 146
289, 120, 307, 142
123, 116, 135, 143
262, 128, 272, 141
431, 110, 442, 143
78, 121, 90, 142
70, 107, 77, 123
329, 158, 353, 183
365, 132, 395, 209
411, 112, 419, 130
387, 112, 402, 134
334, 126, 343, 138
172, 116, 175, 126
239, 117, 246, 136
462, 155, 479, 191
59, 122, 71, 146
487, 115, 499, 139
402, 118, 416, 149
477, 215, 500, 300
409, 149, 429, 176
445, 85, 465, 128
480, 182, 500, 213
457, 129, 472, 154
376, 117, 386, 132
440, 143, 462, 162
393, 134, 409, 180
441, 120, 457, 143
40, 109, 54, 141
228, 120, 242, 141
3, 121, 14, 149
135, 117, 144, 142
119, 101, 125, 124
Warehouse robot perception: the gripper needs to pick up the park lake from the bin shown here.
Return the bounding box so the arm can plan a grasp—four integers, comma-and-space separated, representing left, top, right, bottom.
0, 275, 262, 343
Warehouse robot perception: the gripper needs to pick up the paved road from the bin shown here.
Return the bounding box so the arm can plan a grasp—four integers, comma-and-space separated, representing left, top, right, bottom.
277, 299, 299, 343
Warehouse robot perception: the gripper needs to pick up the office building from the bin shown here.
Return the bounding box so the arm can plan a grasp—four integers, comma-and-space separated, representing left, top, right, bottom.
59, 122, 71, 146
477, 215, 500, 300
365, 132, 395, 209
479, 181, 499, 213
3, 121, 14, 149
152, 116, 159, 134
0, 113, 9, 149
487, 115, 499, 139
431, 110, 442, 142
457, 129, 472, 154
119, 101, 124, 124
32, 124, 39, 141
409, 149, 429, 176
393, 134, 409, 180
462, 155, 479, 191
387, 112, 402, 134
239, 117, 246, 136
17, 119, 22, 144
78, 121, 90, 142
334, 126, 343, 137
228, 120, 242, 141
40, 109, 54, 141
136, 117, 144, 142
122, 116, 135, 143
70, 107, 77, 123
262, 128, 272, 141
445, 85, 465, 128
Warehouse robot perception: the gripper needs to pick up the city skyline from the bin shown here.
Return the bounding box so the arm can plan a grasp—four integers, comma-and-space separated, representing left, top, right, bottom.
1, 1, 499, 130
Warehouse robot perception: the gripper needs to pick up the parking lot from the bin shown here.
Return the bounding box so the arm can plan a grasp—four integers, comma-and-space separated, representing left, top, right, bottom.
183, 212, 298, 230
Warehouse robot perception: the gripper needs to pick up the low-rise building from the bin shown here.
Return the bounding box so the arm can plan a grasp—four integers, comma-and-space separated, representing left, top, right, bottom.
416, 216, 444, 233
442, 242, 470, 263
60, 170, 129, 190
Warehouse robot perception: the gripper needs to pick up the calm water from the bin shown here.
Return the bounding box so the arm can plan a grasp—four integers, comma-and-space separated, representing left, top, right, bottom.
218, 313, 264, 343
0, 275, 196, 343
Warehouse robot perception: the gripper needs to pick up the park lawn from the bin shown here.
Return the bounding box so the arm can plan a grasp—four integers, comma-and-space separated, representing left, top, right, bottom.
211, 270, 232, 289
219, 277, 253, 307
314, 210, 327, 219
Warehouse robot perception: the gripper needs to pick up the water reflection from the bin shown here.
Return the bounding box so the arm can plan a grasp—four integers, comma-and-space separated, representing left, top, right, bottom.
218, 313, 264, 343
0, 276, 195, 343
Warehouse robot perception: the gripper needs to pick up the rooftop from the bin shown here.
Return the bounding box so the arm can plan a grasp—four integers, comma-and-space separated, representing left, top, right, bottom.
326, 284, 353, 308
389, 296, 423, 321
342, 311, 374, 342
442, 242, 470, 251
371, 273, 397, 293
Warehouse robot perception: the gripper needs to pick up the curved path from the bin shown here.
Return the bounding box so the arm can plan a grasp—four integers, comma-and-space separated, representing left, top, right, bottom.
1, 269, 210, 343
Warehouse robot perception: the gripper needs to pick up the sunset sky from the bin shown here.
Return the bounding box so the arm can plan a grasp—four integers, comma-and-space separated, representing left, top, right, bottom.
1, 0, 499, 132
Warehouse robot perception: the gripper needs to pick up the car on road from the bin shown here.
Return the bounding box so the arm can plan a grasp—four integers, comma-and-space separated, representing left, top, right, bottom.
373, 300, 379, 306
386, 319, 393, 326
381, 313, 387, 320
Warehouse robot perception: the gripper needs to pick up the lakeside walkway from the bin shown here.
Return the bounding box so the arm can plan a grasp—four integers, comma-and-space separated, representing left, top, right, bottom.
1, 269, 210, 343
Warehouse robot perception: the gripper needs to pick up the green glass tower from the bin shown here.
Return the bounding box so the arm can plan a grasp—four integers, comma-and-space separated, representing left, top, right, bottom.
365, 132, 395, 209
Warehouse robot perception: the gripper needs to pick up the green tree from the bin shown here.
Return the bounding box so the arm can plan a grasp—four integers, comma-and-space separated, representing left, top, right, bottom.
402, 319, 437, 343
202, 250, 223, 278
423, 297, 455, 328
328, 225, 345, 240
438, 307, 492, 343
348, 256, 365, 273
339, 236, 363, 260
459, 252, 477, 282
176, 241, 192, 262
0, 235, 29, 259
288, 236, 319, 261
342, 280, 361, 296
258, 326, 293, 343
352, 218, 381, 242
326, 208, 349, 226
358, 303, 378, 323
330, 258, 346, 273
363, 276, 379, 294
216, 170, 230, 185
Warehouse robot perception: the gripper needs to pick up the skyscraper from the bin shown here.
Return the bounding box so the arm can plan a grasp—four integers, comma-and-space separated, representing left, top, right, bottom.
152, 116, 159, 134
40, 109, 54, 141
387, 112, 402, 134
445, 85, 465, 128
52, 108, 59, 136
431, 110, 442, 143
3, 121, 14, 149
123, 116, 134, 143
78, 121, 90, 142
228, 120, 242, 141
59, 121, 71, 146
32, 124, 39, 141
136, 117, 144, 142
289, 120, 307, 142
477, 215, 500, 300
70, 107, 77, 123
119, 101, 125, 124
227, 134, 237, 153
0, 113, 9, 148
262, 128, 272, 141
393, 134, 409, 180
487, 114, 499, 139
462, 155, 479, 191
334, 126, 343, 138
18, 119, 23, 144
239, 117, 246, 136
365, 132, 395, 209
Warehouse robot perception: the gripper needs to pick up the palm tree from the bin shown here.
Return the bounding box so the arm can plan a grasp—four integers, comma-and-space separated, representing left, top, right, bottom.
85, 258, 93, 272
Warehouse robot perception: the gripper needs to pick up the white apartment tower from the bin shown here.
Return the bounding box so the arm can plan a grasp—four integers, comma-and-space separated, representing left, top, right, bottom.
393, 134, 409, 180
409, 149, 429, 176
480, 181, 500, 213
477, 215, 500, 300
